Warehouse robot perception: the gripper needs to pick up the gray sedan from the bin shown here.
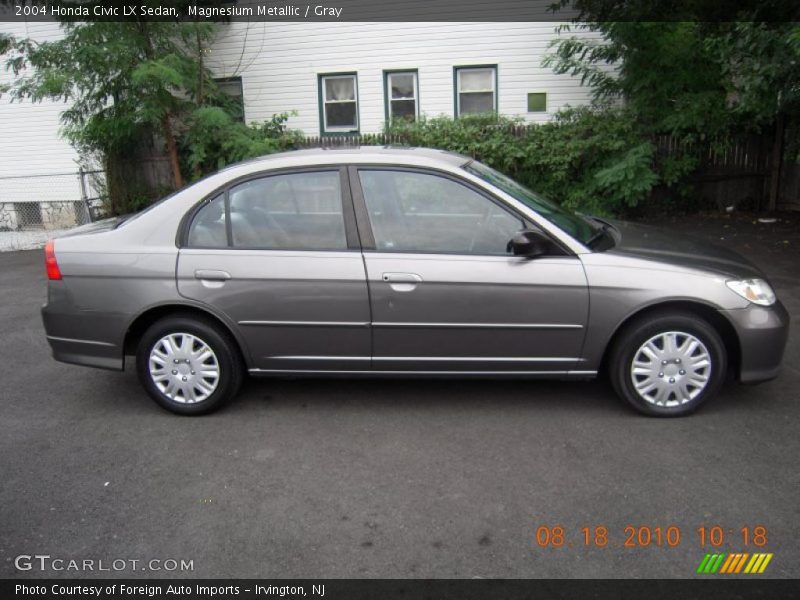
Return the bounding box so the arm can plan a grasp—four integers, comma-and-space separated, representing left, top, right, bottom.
42, 147, 789, 416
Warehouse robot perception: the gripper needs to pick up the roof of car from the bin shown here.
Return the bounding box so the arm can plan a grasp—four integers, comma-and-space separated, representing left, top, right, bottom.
222, 146, 472, 173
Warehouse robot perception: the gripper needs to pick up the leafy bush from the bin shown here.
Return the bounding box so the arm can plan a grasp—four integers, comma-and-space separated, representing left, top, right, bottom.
386, 108, 692, 216
184, 105, 704, 217
182, 109, 303, 179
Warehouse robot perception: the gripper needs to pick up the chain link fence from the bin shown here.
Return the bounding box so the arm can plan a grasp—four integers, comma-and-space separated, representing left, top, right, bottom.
0, 169, 106, 251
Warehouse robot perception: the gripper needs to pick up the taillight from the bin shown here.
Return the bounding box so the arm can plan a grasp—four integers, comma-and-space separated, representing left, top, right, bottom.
44, 240, 62, 280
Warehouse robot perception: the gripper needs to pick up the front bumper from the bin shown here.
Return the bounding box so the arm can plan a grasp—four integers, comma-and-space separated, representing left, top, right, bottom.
720, 300, 790, 383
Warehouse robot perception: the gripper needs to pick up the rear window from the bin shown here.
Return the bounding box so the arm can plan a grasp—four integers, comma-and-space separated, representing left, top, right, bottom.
187, 195, 226, 247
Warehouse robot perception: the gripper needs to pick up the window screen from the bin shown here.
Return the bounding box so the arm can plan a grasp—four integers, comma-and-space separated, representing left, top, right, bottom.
456, 67, 496, 116
387, 71, 418, 122
527, 92, 547, 112
321, 74, 358, 132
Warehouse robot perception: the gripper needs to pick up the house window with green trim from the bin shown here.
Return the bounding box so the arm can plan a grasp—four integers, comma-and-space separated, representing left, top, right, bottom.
319, 73, 359, 134
455, 66, 497, 116
385, 71, 418, 123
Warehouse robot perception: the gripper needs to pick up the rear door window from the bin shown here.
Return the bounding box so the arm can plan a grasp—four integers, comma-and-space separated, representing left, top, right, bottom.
228, 171, 347, 250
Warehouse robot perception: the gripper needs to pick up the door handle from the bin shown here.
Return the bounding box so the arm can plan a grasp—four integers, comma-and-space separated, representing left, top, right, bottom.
383, 273, 423, 283
194, 269, 231, 281
382, 272, 422, 292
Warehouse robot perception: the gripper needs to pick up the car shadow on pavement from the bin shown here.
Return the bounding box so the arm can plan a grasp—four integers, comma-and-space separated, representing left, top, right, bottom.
100, 363, 786, 419
109, 365, 630, 417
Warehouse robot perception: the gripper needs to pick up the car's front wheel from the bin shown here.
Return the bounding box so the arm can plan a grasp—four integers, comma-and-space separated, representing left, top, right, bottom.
609, 312, 727, 416
136, 316, 243, 415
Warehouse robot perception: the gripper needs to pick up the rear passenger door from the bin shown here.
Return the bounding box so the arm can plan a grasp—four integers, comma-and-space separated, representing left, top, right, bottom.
177, 168, 371, 372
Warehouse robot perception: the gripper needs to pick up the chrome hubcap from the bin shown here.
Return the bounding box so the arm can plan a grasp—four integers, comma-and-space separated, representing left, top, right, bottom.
149, 333, 220, 404
630, 331, 711, 407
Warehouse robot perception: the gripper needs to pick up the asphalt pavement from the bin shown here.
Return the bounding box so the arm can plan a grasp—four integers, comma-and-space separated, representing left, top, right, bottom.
1, 220, 798, 578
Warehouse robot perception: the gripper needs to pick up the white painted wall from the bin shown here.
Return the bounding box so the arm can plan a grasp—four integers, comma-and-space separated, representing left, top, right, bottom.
0, 21, 82, 185
0, 21, 85, 232
207, 22, 598, 136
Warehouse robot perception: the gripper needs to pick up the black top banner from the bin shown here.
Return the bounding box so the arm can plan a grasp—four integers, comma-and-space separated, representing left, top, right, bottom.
1, 0, 799, 22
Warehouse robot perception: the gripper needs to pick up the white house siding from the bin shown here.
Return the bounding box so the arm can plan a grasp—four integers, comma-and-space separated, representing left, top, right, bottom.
207, 22, 598, 136
0, 22, 82, 177
0, 21, 85, 232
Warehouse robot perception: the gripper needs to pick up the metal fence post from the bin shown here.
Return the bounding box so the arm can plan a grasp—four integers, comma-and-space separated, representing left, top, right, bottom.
78, 167, 93, 223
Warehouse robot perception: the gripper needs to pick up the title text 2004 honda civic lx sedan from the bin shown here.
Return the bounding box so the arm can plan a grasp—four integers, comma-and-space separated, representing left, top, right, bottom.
42, 147, 789, 416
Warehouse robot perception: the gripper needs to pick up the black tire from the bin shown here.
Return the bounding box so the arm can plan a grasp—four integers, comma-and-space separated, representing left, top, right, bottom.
136, 315, 244, 415
608, 311, 727, 417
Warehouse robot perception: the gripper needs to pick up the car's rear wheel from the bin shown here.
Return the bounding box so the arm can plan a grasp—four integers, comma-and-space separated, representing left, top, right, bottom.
609, 312, 727, 416
136, 316, 243, 415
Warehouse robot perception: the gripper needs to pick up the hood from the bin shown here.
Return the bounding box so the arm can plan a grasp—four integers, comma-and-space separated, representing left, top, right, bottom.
604, 219, 764, 279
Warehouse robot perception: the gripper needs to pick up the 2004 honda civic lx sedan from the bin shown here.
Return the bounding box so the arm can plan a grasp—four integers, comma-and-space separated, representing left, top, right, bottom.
42, 147, 789, 416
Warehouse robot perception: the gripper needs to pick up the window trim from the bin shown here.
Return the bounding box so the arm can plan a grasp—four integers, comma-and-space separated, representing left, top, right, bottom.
347, 165, 570, 257
383, 69, 420, 124
179, 166, 361, 251
453, 64, 498, 117
318, 72, 360, 136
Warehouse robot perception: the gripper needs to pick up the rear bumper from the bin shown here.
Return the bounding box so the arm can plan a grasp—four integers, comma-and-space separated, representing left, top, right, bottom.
43, 334, 123, 370
41, 282, 124, 371
720, 300, 790, 384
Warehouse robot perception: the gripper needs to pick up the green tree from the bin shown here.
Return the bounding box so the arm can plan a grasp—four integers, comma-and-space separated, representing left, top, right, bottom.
545, 2, 800, 210
544, 3, 800, 137
545, 21, 729, 136
709, 22, 800, 126
0, 15, 219, 190
545, 0, 800, 135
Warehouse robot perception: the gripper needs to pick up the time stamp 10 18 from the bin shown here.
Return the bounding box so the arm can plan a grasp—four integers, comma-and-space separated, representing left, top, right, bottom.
534, 525, 769, 549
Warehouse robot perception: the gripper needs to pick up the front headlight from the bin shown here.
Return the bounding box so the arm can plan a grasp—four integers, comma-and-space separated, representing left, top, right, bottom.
726, 279, 776, 306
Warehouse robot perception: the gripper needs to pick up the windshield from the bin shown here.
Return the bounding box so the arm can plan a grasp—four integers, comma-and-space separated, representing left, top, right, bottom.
463, 161, 599, 246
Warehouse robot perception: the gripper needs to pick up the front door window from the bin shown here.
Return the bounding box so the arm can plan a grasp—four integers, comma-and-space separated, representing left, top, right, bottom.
358, 169, 524, 255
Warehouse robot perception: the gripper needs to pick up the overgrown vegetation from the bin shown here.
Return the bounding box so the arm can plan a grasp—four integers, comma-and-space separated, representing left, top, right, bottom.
542, 4, 800, 211
387, 111, 682, 216
544, 17, 800, 138
182, 110, 303, 175
385, 7, 800, 216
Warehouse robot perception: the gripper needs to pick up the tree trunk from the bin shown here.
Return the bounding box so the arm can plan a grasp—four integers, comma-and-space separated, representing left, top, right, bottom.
196, 28, 205, 106
768, 112, 785, 212
193, 28, 204, 180
162, 113, 183, 190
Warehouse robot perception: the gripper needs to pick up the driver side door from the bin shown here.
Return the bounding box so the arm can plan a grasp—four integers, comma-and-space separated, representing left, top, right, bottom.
351, 167, 590, 373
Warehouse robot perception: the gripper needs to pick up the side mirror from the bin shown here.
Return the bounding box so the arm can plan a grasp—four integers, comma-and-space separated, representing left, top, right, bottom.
506, 229, 550, 258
